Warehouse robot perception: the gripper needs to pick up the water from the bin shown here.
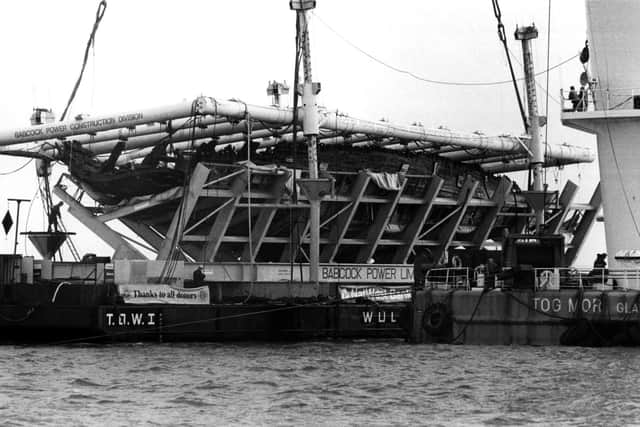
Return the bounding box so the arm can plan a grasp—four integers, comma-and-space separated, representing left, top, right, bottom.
1, 342, 640, 426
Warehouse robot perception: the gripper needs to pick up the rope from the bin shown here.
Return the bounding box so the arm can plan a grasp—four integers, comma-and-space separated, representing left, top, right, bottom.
0, 159, 33, 175
449, 288, 488, 344
543, 0, 552, 187
60, 0, 107, 121
51, 282, 71, 303
22, 188, 41, 256
0, 307, 36, 323
492, 0, 528, 132
244, 113, 254, 303
312, 10, 577, 89
289, 15, 303, 283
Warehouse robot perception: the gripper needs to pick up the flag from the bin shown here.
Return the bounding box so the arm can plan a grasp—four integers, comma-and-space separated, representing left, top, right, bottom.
2, 210, 12, 235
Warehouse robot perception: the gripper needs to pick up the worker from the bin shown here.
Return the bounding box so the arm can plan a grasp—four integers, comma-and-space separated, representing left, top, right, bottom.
568, 86, 579, 111
193, 265, 205, 286
587, 253, 608, 288
593, 253, 607, 269
47, 201, 64, 232
578, 86, 587, 111
412, 248, 433, 297
486, 258, 499, 289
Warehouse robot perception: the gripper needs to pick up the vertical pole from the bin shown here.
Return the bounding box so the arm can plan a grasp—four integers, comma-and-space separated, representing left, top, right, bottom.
515, 25, 544, 233
294, 4, 320, 287
13, 203, 20, 257
8, 198, 29, 284
8, 198, 29, 257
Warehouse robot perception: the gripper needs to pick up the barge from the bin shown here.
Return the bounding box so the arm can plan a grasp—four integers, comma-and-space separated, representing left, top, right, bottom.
1, 0, 630, 345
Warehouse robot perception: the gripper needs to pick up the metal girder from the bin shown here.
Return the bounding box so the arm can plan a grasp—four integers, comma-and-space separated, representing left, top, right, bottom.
320, 172, 370, 262
355, 178, 408, 263
156, 163, 210, 260
392, 176, 444, 264
546, 180, 579, 234
119, 218, 164, 252
279, 210, 309, 263
241, 171, 291, 261
431, 176, 479, 263
181, 234, 484, 249
98, 186, 183, 222
565, 183, 602, 265
196, 182, 510, 208
472, 176, 513, 246
52, 185, 146, 260
203, 172, 249, 262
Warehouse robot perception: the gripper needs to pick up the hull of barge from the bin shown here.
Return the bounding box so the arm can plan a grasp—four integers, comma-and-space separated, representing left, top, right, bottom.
409, 288, 640, 346
0, 283, 406, 343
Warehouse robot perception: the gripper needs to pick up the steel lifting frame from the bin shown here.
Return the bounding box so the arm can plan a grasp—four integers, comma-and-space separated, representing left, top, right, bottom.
320, 172, 370, 262
392, 176, 444, 264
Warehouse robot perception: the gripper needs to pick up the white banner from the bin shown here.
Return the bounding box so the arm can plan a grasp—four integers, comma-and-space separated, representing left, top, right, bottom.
338, 285, 411, 303
117, 284, 210, 305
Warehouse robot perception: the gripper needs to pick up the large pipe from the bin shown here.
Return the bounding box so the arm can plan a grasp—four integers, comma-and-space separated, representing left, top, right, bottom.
0, 96, 595, 164
0, 100, 199, 146
83, 120, 271, 156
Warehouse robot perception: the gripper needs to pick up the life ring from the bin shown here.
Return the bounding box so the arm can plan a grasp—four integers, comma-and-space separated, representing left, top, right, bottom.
422, 303, 450, 336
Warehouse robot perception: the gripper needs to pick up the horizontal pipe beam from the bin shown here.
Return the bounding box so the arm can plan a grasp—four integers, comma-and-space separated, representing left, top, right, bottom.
0, 96, 594, 165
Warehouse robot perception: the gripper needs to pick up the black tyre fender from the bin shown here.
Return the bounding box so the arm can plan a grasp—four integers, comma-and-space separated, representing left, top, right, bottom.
422, 303, 450, 335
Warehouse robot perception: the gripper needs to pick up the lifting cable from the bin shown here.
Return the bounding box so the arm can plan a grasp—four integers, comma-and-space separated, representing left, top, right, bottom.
37, 0, 107, 262
543, 0, 552, 188
0, 159, 33, 175
312, 10, 577, 89
60, 0, 107, 121
244, 112, 254, 303
492, 0, 528, 133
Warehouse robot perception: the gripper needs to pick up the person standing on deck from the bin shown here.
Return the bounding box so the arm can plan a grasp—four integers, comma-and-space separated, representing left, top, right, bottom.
568, 86, 579, 111
193, 265, 205, 286
578, 86, 587, 111
485, 258, 499, 289
47, 202, 64, 233
413, 248, 434, 297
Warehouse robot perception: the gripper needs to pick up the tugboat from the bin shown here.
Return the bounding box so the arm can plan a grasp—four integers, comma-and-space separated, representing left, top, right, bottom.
0, 1, 603, 343
409, 0, 640, 346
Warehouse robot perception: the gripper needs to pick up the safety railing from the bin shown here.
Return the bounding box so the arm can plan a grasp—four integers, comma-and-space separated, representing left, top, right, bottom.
426, 267, 471, 290
534, 267, 640, 291
474, 270, 500, 289
561, 88, 640, 113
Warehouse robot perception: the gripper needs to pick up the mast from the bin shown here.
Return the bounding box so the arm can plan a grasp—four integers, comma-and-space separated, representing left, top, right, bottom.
515, 25, 545, 234
290, 0, 327, 288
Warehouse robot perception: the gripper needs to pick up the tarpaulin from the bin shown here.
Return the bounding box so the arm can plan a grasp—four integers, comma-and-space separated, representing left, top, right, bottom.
366, 171, 402, 191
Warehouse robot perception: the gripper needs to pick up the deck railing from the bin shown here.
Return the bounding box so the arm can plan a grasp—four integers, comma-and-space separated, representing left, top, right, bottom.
561, 87, 640, 113
426, 267, 471, 290
534, 267, 640, 291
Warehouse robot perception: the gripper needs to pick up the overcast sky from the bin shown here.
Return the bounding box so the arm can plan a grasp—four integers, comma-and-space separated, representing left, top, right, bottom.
0, 0, 604, 265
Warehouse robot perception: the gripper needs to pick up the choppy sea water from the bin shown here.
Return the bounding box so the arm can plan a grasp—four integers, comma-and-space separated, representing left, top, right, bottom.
1, 342, 640, 426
